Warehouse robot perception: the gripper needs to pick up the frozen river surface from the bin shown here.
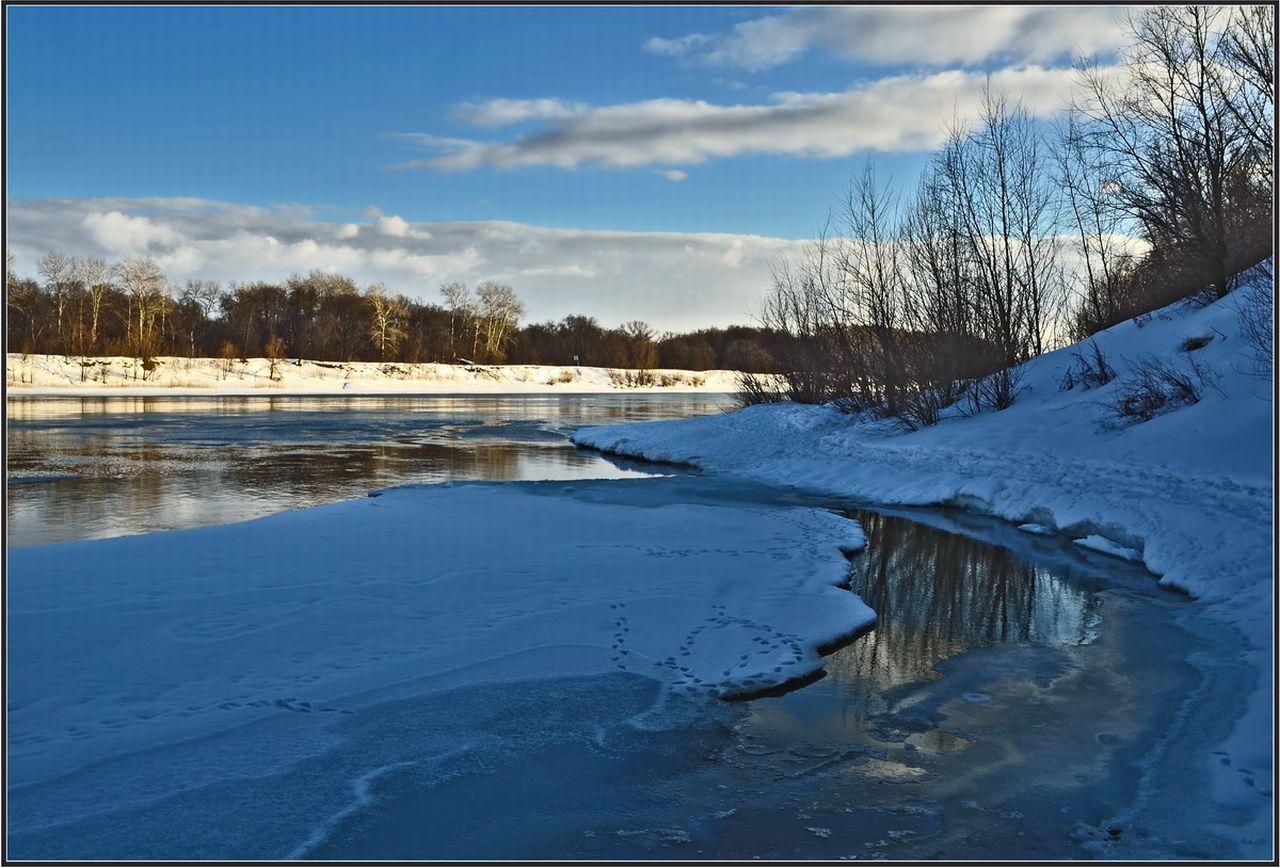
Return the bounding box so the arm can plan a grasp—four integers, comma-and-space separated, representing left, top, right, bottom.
5, 395, 1242, 860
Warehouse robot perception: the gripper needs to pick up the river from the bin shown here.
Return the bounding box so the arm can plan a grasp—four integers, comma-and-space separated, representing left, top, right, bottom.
5, 394, 1237, 859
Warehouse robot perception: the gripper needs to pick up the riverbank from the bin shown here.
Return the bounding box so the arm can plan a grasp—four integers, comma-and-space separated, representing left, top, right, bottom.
573, 285, 1274, 855
5, 353, 746, 395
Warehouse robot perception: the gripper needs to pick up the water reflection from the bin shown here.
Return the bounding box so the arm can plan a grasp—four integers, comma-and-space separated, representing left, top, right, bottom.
6, 394, 731, 547
832, 509, 1098, 693
745, 509, 1099, 747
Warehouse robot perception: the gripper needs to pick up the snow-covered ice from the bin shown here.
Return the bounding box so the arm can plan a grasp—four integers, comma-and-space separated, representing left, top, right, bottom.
6, 477, 871, 857
575, 275, 1273, 853
1073, 534, 1144, 562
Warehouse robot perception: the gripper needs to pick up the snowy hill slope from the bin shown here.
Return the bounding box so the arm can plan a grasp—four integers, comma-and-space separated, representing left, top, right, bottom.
575, 270, 1274, 853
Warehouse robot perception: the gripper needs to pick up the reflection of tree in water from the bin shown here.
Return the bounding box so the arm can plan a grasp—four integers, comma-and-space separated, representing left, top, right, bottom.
825, 510, 1096, 693
8, 433, 606, 545
220, 440, 556, 494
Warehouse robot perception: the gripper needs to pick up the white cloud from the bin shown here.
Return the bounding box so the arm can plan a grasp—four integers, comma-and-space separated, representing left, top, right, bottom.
82, 211, 179, 253
7, 197, 807, 330
643, 33, 711, 57
375, 214, 433, 240
658, 169, 688, 182
403, 66, 1104, 172
453, 97, 587, 126
376, 214, 411, 236
645, 6, 1128, 71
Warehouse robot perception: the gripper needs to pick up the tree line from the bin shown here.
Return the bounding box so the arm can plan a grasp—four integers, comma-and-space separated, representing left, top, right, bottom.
750, 5, 1273, 427
4, 255, 791, 371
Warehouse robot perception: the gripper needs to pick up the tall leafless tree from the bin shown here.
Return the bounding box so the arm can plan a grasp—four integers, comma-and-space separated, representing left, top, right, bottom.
1077, 6, 1269, 298
474, 281, 525, 362
113, 257, 168, 369
74, 257, 114, 354
439, 281, 473, 361
37, 251, 73, 353
367, 284, 408, 362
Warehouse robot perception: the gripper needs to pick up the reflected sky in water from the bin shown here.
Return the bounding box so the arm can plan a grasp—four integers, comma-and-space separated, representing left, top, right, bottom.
6, 394, 732, 547
743, 508, 1105, 753
832, 509, 1098, 692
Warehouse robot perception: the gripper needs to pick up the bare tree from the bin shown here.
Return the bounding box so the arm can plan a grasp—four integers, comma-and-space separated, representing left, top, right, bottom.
6, 253, 50, 353
474, 281, 525, 362
620, 320, 659, 370
935, 91, 1062, 409
1236, 258, 1274, 378
899, 155, 982, 422
366, 284, 408, 361
37, 251, 73, 352
182, 278, 221, 319
1219, 4, 1275, 180
1077, 6, 1268, 298
1053, 112, 1138, 337
835, 164, 907, 413
74, 257, 114, 354
113, 257, 168, 372
264, 334, 287, 381
177, 279, 221, 357
218, 340, 239, 380
760, 222, 864, 406
439, 281, 473, 361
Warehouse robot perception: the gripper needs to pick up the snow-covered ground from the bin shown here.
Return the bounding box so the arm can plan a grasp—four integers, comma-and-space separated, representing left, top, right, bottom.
7, 477, 872, 858
575, 278, 1274, 853
5, 353, 744, 395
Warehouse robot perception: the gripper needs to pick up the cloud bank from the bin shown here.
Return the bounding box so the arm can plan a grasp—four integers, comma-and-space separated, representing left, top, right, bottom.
400, 65, 1102, 172
6, 197, 805, 331
644, 5, 1127, 71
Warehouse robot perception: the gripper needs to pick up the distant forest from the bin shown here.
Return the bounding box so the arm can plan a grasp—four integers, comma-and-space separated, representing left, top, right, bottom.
4, 261, 786, 371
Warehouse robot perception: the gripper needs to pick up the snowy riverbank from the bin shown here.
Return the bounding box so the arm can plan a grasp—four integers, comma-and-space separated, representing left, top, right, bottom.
574, 285, 1274, 853
5, 353, 745, 395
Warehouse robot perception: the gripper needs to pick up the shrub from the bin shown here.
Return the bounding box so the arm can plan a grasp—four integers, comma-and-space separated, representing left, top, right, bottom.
1178, 335, 1214, 352
1236, 261, 1274, 378
265, 335, 287, 381
218, 340, 238, 379
964, 365, 1025, 414
609, 369, 656, 388
1102, 354, 1222, 427
735, 372, 785, 407
1060, 341, 1116, 391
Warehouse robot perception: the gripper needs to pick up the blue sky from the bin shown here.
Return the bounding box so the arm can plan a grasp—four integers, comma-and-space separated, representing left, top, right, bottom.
5, 5, 1129, 328
8, 6, 922, 235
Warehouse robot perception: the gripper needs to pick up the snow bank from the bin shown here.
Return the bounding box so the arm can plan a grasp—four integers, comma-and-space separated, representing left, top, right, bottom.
7, 478, 871, 853
575, 277, 1273, 850
5, 353, 745, 395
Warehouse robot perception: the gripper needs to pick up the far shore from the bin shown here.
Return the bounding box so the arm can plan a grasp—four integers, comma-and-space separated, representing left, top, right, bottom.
5, 353, 750, 396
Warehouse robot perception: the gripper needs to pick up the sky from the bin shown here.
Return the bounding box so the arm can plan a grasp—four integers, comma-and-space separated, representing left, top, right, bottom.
4, 5, 1133, 330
